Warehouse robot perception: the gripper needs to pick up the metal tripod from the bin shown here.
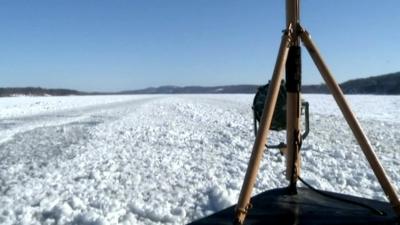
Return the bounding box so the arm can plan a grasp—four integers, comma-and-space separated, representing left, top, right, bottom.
234, 0, 400, 224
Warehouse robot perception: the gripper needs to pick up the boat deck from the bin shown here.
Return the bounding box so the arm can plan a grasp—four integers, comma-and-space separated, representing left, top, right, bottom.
188, 187, 399, 225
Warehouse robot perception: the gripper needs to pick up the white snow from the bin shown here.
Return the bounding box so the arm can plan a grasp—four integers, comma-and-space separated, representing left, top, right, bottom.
0, 94, 399, 225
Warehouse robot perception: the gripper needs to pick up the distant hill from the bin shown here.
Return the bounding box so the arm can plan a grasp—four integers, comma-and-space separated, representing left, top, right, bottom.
0, 87, 85, 97
1, 72, 399, 96
119, 85, 258, 94
123, 72, 400, 95
302, 71, 400, 94
340, 72, 400, 94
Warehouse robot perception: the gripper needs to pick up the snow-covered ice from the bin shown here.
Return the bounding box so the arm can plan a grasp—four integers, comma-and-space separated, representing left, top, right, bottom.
0, 94, 399, 225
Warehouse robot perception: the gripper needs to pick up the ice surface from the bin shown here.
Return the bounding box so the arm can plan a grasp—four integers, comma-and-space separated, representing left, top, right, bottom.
0, 94, 399, 224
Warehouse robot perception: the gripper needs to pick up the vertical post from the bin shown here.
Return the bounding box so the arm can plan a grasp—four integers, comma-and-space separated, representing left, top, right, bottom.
234, 27, 292, 225
286, 0, 299, 32
285, 0, 302, 191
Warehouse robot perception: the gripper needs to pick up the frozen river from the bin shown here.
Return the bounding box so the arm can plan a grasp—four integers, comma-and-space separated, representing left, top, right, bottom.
0, 94, 399, 225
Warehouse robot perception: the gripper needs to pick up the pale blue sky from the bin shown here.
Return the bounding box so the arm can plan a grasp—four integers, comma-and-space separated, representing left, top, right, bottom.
0, 1, 399, 92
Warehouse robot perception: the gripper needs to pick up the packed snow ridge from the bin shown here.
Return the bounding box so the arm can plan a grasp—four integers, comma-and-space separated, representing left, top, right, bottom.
0, 94, 399, 225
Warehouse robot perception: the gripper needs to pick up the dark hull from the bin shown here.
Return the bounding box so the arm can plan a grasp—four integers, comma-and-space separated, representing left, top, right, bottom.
188, 187, 399, 225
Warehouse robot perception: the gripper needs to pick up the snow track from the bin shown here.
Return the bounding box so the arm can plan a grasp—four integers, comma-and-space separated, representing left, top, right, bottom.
0, 94, 399, 225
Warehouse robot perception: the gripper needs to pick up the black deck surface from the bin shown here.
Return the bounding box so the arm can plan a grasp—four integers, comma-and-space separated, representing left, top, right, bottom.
188, 187, 399, 225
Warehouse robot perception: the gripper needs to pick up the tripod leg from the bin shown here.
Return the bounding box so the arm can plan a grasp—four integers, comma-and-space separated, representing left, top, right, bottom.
234, 29, 292, 225
299, 29, 400, 215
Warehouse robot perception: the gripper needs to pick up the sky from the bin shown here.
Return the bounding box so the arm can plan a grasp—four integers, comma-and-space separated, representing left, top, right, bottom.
0, 0, 399, 92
